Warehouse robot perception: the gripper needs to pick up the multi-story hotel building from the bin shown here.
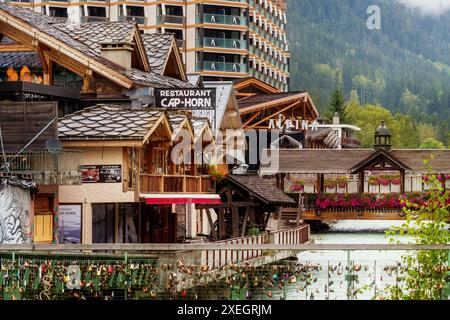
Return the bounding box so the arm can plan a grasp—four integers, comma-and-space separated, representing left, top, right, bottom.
3, 0, 290, 91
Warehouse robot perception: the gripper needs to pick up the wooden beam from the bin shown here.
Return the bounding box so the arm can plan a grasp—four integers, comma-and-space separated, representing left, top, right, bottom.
246, 101, 298, 130
232, 206, 239, 238
241, 206, 250, 237
205, 209, 217, 241
0, 44, 32, 52
195, 202, 259, 210
301, 210, 408, 221
242, 111, 262, 128
218, 207, 225, 240
400, 170, 405, 194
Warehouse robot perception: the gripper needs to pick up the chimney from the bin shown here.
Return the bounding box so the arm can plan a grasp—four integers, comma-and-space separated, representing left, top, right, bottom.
100, 40, 134, 70
332, 112, 340, 125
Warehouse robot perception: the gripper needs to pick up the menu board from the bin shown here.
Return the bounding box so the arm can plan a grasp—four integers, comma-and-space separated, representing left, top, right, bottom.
81, 165, 121, 183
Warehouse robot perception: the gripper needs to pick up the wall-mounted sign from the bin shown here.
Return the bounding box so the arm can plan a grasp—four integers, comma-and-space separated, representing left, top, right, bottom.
155, 88, 216, 110
81, 165, 122, 183
58, 204, 81, 244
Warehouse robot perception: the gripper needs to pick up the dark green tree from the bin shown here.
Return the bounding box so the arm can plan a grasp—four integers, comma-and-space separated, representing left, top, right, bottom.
326, 89, 347, 123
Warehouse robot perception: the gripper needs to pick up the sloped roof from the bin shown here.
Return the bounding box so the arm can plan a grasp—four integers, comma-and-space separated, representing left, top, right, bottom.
191, 117, 213, 143
58, 104, 167, 141
238, 92, 307, 109
53, 21, 136, 56
259, 149, 450, 175
225, 175, 295, 205
141, 33, 174, 76
0, 4, 191, 89
0, 52, 41, 68
192, 81, 235, 134
187, 74, 202, 87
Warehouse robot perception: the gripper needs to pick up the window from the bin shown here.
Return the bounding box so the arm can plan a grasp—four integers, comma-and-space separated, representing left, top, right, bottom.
92, 203, 115, 243
152, 148, 166, 174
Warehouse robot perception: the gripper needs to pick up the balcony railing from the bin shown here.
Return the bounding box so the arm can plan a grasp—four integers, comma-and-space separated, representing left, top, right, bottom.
196, 61, 247, 73
80, 16, 108, 23
156, 15, 185, 24
140, 174, 215, 193
1, 150, 82, 185
118, 15, 147, 25
196, 13, 247, 26
198, 37, 247, 50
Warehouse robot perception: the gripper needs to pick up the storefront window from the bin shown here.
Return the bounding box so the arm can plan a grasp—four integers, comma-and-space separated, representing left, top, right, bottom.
92, 203, 115, 243
118, 204, 139, 243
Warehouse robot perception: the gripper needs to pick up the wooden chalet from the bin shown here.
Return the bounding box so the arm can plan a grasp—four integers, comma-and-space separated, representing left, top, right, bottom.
58, 104, 218, 244
197, 174, 295, 241
260, 122, 450, 221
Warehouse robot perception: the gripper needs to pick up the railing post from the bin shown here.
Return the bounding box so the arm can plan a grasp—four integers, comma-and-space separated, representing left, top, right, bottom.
124, 251, 128, 301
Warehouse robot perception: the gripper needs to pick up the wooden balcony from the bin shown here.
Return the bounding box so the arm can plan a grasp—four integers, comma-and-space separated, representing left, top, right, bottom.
140, 174, 216, 193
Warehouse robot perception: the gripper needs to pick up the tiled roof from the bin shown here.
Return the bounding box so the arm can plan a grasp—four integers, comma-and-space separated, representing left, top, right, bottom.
58, 104, 166, 140
167, 112, 188, 136
141, 33, 174, 76
225, 175, 295, 205
191, 117, 209, 140
0, 52, 41, 68
53, 22, 136, 56
187, 74, 202, 87
0, 4, 192, 89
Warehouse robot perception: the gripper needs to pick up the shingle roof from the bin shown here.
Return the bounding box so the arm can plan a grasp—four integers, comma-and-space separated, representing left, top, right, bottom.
53, 22, 136, 56
0, 4, 192, 89
141, 33, 174, 76
0, 52, 41, 68
225, 175, 295, 205
58, 104, 166, 140
260, 149, 450, 174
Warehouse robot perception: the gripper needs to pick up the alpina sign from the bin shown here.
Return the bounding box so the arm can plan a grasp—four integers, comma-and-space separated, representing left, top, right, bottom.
155, 88, 216, 110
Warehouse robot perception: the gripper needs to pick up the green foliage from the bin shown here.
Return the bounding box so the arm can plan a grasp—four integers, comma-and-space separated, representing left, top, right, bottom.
287, 0, 450, 143
419, 138, 446, 150
345, 102, 419, 148
374, 164, 450, 300
247, 223, 261, 236
325, 89, 347, 122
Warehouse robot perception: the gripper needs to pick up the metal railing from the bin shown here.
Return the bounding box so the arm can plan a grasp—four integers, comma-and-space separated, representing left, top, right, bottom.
118, 15, 147, 25
1, 150, 82, 173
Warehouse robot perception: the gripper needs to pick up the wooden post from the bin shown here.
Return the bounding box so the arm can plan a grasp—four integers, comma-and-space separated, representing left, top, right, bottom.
400, 170, 405, 194
205, 209, 217, 241
280, 173, 286, 192
296, 192, 303, 226
218, 207, 225, 240
276, 206, 283, 230
249, 206, 255, 224
241, 206, 250, 237
232, 206, 239, 238
358, 171, 365, 194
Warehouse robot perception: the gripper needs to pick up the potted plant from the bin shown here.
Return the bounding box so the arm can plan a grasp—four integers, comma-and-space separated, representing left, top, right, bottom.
208, 165, 225, 182
289, 178, 305, 192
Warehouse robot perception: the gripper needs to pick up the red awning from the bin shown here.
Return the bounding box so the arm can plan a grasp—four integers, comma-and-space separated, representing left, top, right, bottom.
142, 194, 221, 205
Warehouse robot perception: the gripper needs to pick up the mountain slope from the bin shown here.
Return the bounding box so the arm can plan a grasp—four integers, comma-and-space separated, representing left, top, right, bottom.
287, 0, 450, 142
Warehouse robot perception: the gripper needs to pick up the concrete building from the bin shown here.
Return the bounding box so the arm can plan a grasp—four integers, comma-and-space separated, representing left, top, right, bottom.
3, 0, 290, 91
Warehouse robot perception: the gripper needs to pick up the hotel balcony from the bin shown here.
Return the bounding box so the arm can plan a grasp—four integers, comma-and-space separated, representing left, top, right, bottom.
2, 150, 83, 185
156, 15, 185, 25
196, 61, 247, 74
197, 37, 247, 50
118, 15, 147, 25
139, 174, 216, 194
196, 13, 247, 27
80, 16, 108, 23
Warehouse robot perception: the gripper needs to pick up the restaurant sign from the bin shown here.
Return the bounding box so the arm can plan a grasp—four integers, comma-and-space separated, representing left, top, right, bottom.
155, 88, 216, 110
81, 165, 122, 183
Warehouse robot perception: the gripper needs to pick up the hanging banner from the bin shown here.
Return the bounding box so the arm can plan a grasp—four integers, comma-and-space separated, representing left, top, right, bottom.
58, 204, 82, 244
155, 88, 216, 110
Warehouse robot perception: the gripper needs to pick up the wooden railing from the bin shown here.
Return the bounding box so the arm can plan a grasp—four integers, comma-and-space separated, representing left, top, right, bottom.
202, 225, 311, 269
140, 174, 215, 193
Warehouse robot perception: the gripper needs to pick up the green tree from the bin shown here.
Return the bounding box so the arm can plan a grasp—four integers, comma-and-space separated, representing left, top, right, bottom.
420, 138, 446, 150
326, 89, 346, 123
376, 163, 450, 300
417, 123, 437, 145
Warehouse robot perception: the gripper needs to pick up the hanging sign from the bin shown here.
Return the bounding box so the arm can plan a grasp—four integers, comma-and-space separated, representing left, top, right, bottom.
155, 88, 216, 110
